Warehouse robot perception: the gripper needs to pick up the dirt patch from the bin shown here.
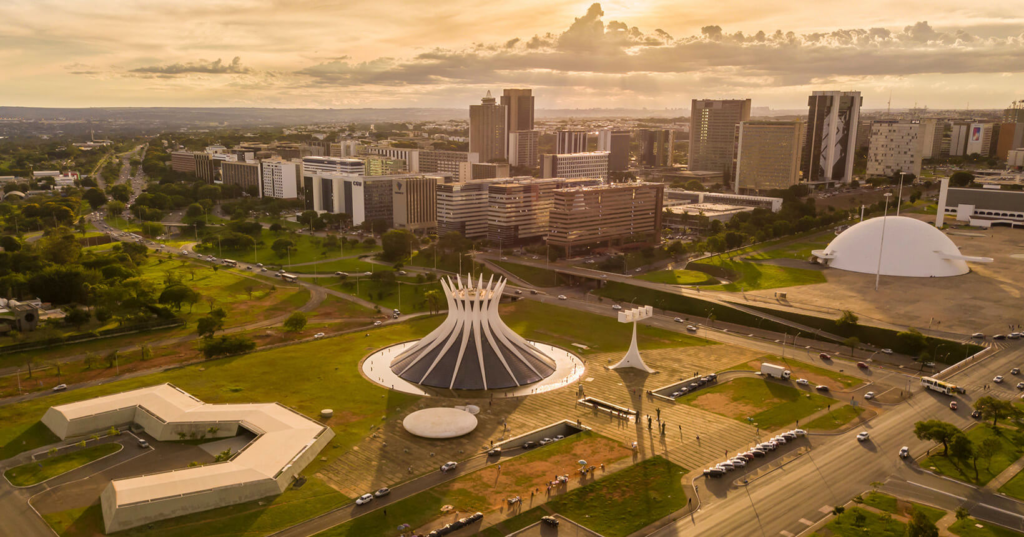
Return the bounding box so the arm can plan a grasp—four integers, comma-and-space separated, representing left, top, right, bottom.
440, 435, 631, 512
689, 392, 772, 420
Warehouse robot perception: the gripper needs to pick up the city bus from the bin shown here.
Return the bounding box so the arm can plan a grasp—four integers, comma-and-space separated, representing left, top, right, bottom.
222, 259, 238, 268
281, 273, 299, 283
921, 376, 960, 395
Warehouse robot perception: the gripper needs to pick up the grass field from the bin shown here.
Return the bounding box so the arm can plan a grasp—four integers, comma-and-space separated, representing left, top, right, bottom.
803, 405, 864, 431
636, 269, 718, 286
4, 443, 122, 486
195, 233, 379, 266
859, 492, 945, 523
408, 250, 494, 280
920, 426, 1024, 486
749, 357, 863, 389
689, 257, 827, 292
493, 260, 560, 287
998, 468, 1024, 501
329, 278, 444, 313
284, 258, 378, 275
746, 234, 835, 261
678, 377, 834, 430
950, 517, 1024, 537
822, 506, 907, 537
547, 456, 688, 537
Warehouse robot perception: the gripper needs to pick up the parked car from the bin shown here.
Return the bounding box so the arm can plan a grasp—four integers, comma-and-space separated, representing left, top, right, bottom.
782, 432, 797, 441
356, 494, 374, 505
856, 432, 870, 442
730, 458, 747, 467
792, 429, 807, 437
819, 353, 831, 360
541, 516, 560, 526
899, 447, 910, 459
522, 441, 538, 449
538, 437, 553, 446
374, 487, 391, 497
717, 461, 735, 471
750, 449, 766, 458
52, 384, 67, 392
137, 438, 149, 448
704, 467, 726, 477
994, 334, 1007, 340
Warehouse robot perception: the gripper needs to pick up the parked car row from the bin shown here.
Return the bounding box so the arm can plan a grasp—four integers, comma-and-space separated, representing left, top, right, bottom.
669, 373, 718, 399
427, 512, 484, 536
522, 434, 565, 449
704, 429, 806, 478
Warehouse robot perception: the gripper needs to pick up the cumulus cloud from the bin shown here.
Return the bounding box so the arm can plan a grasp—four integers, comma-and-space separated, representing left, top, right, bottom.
293, 3, 1024, 91
130, 56, 255, 76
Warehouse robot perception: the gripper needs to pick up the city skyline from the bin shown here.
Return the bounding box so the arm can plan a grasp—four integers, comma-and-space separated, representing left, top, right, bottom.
1, 1, 1022, 110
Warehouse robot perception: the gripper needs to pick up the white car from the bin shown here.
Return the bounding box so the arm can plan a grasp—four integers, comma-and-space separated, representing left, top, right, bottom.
612, 305, 622, 310
674, 317, 683, 323
52, 384, 68, 392
880, 348, 893, 354
796, 378, 809, 385
792, 429, 807, 437
730, 458, 747, 467
899, 447, 910, 459
856, 431, 870, 442
440, 461, 458, 472
314, 332, 326, 340
864, 391, 875, 399
374, 321, 382, 326
557, 295, 567, 300
686, 325, 697, 332
373, 487, 391, 497
994, 376, 1004, 383
717, 461, 735, 471
355, 493, 374, 505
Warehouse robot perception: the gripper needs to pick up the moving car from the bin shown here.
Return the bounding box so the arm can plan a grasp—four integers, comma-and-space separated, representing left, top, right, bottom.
819, 353, 831, 360
612, 305, 622, 310
374, 321, 382, 326
1017, 382, 1024, 390
1012, 368, 1021, 375
557, 295, 567, 300
314, 332, 326, 340
488, 447, 502, 456
994, 376, 1004, 383
356, 494, 374, 505
816, 385, 830, 391
864, 391, 875, 399
796, 378, 809, 385
857, 362, 869, 369
440, 461, 458, 472
899, 447, 910, 459
880, 348, 893, 354
522, 441, 538, 449
374, 487, 391, 497
52, 384, 67, 392
856, 432, 870, 442
972, 333, 985, 339
949, 401, 958, 410
971, 410, 982, 419
686, 325, 698, 332
674, 317, 683, 323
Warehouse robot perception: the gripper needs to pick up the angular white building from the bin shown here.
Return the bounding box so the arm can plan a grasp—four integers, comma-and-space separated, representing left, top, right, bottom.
389, 275, 557, 390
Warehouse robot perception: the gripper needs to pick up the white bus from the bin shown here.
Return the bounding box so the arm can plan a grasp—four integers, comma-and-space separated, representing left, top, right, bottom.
921, 376, 960, 395
281, 273, 299, 283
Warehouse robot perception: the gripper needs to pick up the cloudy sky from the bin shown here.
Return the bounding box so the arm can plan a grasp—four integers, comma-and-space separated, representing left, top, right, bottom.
2, 0, 1023, 110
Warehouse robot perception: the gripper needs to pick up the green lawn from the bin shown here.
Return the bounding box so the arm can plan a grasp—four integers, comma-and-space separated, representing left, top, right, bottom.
678, 377, 834, 430
493, 260, 560, 287
329, 278, 445, 313
408, 250, 494, 280
547, 456, 688, 537
950, 517, 1024, 537
4, 443, 122, 486
859, 492, 946, 524
690, 257, 827, 292
824, 507, 907, 537
195, 233, 379, 266
637, 269, 719, 286
920, 426, 1024, 486
803, 405, 864, 431
285, 258, 378, 275
998, 467, 1024, 501
746, 234, 835, 261
779, 358, 863, 389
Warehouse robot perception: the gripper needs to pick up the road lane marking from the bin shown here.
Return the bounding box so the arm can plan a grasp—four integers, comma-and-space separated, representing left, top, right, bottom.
818, 505, 833, 514
906, 481, 967, 501
779, 531, 794, 537
799, 518, 813, 526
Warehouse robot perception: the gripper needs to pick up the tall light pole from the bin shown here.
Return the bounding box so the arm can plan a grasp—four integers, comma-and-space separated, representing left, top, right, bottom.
896, 173, 906, 216
874, 193, 893, 291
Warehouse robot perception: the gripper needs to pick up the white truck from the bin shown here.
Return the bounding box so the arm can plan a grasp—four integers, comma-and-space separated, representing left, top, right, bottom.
761, 363, 791, 380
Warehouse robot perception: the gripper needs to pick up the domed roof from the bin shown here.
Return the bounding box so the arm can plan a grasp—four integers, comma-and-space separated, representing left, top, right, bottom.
812, 216, 988, 278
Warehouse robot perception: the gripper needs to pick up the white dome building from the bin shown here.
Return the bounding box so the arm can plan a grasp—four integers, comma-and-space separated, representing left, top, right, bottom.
812, 216, 992, 278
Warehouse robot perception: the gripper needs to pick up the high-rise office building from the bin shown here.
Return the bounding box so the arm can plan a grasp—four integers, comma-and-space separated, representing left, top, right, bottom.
949, 122, 971, 157
469, 91, 507, 164
419, 149, 479, 181
734, 121, 805, 193
689, 99, 751, 180
995, 123, 1024, 159
966, 123, 995, 156
486, 178, 599, 244
508, 130, 539, 168
220, 161, 261, 194
260, 159, 300, 199
637, 129, 675, 167
597, 129, 631, 172
548, 183, 664, 251
1004, 101, 1024, 123
436, 180, 502, 238
392, 176, 438, 233
866, 121, 923, 178
302, 156, 365, 176
541, 152, 609, 181
556, 130, 589, 154
801, 91, 862, 185
919, 119, 945, 159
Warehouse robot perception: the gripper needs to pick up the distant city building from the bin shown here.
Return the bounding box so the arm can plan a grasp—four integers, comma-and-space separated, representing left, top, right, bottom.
501, 88, 535, 132
596, 129, 631, 172
220, 161, 261, 194
689, 99, 751, 180
1004, 101, 1024, 123
866, 121, 923, 178
995, 123, 1024, 160
966, 123, 995, 156
1008, 149, 1024, 169
801, 91, 861, 185
949, 122, 971, 157
855, 121, 873, 151
302, 156, 365, 176
547, 183, 664, 251
331, 140, 363, 158
392, 176, 438, 233
436, 180, 501, 238
170, 151, 198, 174
555, 130, 589, 154
637, 129, 675, 167
363, 156, 408, 176
508, 130, 539, 168
469, 91, 507, 164
919, 119, 945, 159
734, 121, 805, 193
541, 151, 609, 181
260, 159, 300, 199
459, 162, 510, 181
487, 177, 599, 244
364, 147, 420, 172
419, 149, 478, 182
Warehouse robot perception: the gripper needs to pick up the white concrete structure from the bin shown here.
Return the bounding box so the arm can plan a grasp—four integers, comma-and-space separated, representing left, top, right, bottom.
812, 216, 992, 277
935, 176, 1024, 228
41, 384, 333, 533
541, 151, 610, 181
402, 408, 479, 439
867, 121, 923, 178
260, 159, 300, 199
610, 306, 656, 373
389, 275, 557, 390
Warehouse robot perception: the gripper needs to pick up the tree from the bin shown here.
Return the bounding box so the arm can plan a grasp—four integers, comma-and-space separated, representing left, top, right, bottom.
913, 420, 961, 456
83, 188, 107, 210
381, 229, 416, 261
836, 310, 859, 327
64, 307, 91, 329
948, 432, 975, 476
424, 289, 443, 315
185, 203, 205, 219
271, 238, 295, 258
106, 200, 126, 216
978, 437, 1002, 472
159, 285, 198, 311
200, 335, 256, 359
906, 508, 939, 537
897, 328, 928, 355
139, 344, 152, 361
284, 312, 308, 332
955, 507, 970, 521
974, 397, 1018, 428
843, 337, 860, 357
0, 235, 22, 252
244, 285, 255, 299
141, 221, 164, 238
949, 171, 974, 187
196, 310, 226, 338
684, 180, 705, 191
105, 350, 119, 369
83, 353, 98, 370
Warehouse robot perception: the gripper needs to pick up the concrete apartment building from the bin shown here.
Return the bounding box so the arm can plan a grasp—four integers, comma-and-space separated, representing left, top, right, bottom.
502, 88, 538, 167
260, 159, 300, 199
302, 156, 365, 176
486, 177, 599, 244
597, 129, 631, 172
469, 91, 507, 164
542, 151, 609, 181
637, 129, 675, 167
689, 99, 751, 180
437, 180, 499, 238
866, 121, 924, 178
734, 121, 805, 193
556, 130, 589, 154
392, 176, 438, 233
548, 183, 664, 251
995, 123, 1024, 159
220, 161, 261, 194
801, 91, 862, 185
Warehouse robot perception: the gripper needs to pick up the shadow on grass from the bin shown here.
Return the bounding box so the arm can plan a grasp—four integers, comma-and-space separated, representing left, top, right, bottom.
1, 421, 60, 460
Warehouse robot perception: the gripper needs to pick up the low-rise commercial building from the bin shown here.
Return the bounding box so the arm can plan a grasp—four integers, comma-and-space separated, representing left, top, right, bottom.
935, 177, 1024, 228
548, 183, 664, 251
664, 189, 783, 212
221, 161, 261, 194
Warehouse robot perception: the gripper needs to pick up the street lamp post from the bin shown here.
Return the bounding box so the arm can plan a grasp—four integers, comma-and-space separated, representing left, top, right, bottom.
896, 173, 906, 216
874, 193, 893, 291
